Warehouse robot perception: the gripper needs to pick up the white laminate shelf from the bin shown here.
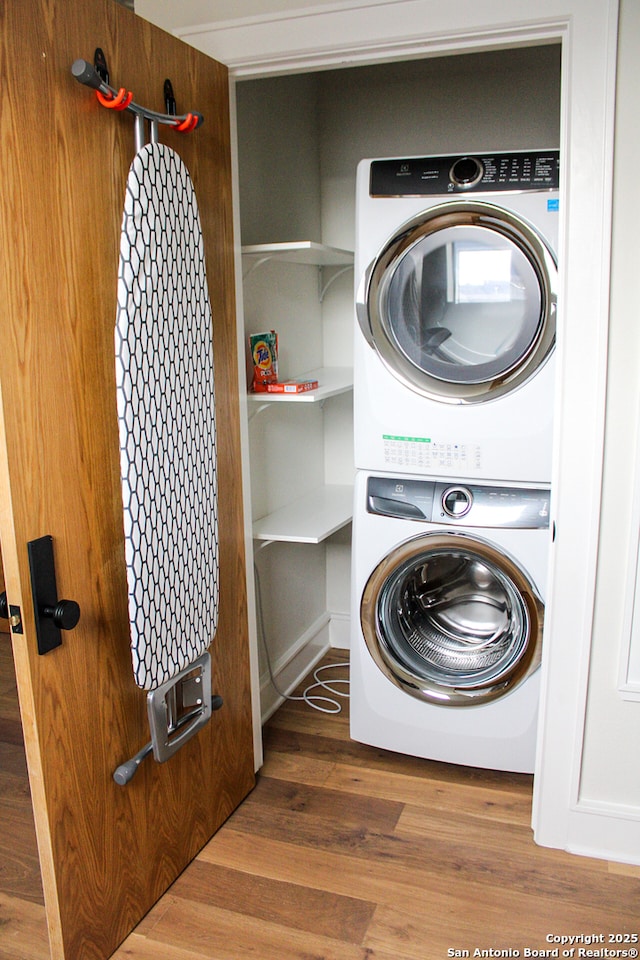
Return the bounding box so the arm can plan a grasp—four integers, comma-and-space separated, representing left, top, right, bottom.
252, 484, 353, 544
247, 367, 352, 405
241, 240, 354, 267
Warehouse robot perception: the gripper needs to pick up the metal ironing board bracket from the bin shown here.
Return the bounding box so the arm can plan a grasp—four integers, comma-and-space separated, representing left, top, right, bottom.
113, 653, 224, 785
147, 652, 213, 763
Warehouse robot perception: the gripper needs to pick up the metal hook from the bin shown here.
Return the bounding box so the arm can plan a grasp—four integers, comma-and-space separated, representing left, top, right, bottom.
71, 59, 204, 136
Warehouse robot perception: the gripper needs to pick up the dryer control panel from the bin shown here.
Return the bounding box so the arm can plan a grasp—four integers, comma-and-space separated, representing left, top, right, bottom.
367, 476, 551, 529
370, 150, 560, 197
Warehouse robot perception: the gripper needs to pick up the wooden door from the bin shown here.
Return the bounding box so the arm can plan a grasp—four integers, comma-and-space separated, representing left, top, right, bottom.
0, 2, 255, 958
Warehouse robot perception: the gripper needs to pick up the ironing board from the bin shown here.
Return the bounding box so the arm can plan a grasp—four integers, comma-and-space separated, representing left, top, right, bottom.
115, 142, 219, 694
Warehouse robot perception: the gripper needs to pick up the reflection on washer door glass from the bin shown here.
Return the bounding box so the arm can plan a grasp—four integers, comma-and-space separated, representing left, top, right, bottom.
377, 549, 530, 688
384, 225, 543, 385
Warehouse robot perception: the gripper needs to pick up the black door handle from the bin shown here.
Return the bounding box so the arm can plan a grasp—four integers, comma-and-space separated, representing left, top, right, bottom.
42, 600, 81, 631
28, 536, 81, 655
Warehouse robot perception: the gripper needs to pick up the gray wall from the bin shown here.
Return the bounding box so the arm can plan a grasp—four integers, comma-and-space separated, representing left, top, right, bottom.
236, 45, 561, 250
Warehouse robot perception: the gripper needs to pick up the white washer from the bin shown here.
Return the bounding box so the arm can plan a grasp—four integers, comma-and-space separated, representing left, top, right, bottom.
354, 150, 560, 483
350, 469, 551, 773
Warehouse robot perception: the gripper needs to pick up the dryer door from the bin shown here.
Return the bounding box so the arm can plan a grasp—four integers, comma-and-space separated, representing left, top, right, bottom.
358, 201, 557, 403
360, 532, 543, 705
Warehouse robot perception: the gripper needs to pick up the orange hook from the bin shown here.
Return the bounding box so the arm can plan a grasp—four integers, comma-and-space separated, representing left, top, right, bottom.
96, 87, 133, 110
175, 112, 198, 133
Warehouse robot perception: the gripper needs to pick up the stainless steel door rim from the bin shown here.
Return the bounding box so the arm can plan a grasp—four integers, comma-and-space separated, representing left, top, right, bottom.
357, 201, 558, 404
360, 531, 544, 705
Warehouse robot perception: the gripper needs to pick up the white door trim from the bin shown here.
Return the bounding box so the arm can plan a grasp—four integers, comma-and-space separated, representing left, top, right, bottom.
179, 0, 621, 859
176, 2, 569, 77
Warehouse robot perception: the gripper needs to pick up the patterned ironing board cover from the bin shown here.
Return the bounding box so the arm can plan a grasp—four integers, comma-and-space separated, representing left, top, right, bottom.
115, 143, 219, 691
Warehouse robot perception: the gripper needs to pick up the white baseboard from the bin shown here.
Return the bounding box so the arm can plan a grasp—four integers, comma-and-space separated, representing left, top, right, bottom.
535, 798, 640, 867
259, 614, 331, 724
329, 612, 350, 650
568, 800, 640, 865
259, 611, 351, 723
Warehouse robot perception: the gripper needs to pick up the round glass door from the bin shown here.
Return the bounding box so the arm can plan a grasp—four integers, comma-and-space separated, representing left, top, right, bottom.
360, 533, 543, 706
362, 202, 557, 403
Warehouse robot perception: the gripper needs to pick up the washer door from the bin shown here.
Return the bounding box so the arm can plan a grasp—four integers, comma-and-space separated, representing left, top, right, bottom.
358, 201, 557, 403
361, 532, 543, 706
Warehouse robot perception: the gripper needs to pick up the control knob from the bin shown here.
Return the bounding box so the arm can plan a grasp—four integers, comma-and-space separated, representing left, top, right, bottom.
442, 486, 473, 518
449, 156, 484, 189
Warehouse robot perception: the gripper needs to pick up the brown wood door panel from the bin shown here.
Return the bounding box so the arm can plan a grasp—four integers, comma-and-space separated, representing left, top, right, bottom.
0, 2, 255, 958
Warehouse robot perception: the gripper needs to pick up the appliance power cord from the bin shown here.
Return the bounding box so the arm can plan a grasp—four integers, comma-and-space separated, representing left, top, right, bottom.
254, 562, 350, 714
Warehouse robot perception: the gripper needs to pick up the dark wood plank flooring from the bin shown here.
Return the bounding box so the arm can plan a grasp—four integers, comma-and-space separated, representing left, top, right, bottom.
0, 635, 48, 960
0, 639, 43, 905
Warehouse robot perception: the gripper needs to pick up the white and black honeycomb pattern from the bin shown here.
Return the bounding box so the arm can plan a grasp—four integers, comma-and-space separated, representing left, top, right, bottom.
115, 143, 219, 691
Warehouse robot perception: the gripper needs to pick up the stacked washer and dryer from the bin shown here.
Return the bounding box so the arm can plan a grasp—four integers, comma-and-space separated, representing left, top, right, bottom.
350, 151, 560, 773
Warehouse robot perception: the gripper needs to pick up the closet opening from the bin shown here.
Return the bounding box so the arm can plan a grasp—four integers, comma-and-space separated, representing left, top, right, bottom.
234, 44, 562, 724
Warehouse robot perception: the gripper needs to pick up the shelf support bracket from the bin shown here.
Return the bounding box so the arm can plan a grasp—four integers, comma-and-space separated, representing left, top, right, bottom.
242, 256, 273, 281
253, 539, 277, 555
318, 265, 352, 302
248, 401, 272, 421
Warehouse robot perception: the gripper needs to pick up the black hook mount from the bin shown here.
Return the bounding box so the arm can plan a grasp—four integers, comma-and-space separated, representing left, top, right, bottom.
94, 47, 109, 86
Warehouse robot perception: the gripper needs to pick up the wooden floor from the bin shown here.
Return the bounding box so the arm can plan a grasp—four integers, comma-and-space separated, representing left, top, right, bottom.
1, 644, 639, 959
0, 637, 48, 960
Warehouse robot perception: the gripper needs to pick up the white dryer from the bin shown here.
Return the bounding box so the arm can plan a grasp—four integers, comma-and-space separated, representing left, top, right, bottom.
354, 151, 560, 483
350, 470, 551, 773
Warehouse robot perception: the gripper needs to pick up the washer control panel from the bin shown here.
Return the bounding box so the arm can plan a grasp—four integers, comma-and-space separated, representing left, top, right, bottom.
370, 150, 560, 197
367, 476, 551, 529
